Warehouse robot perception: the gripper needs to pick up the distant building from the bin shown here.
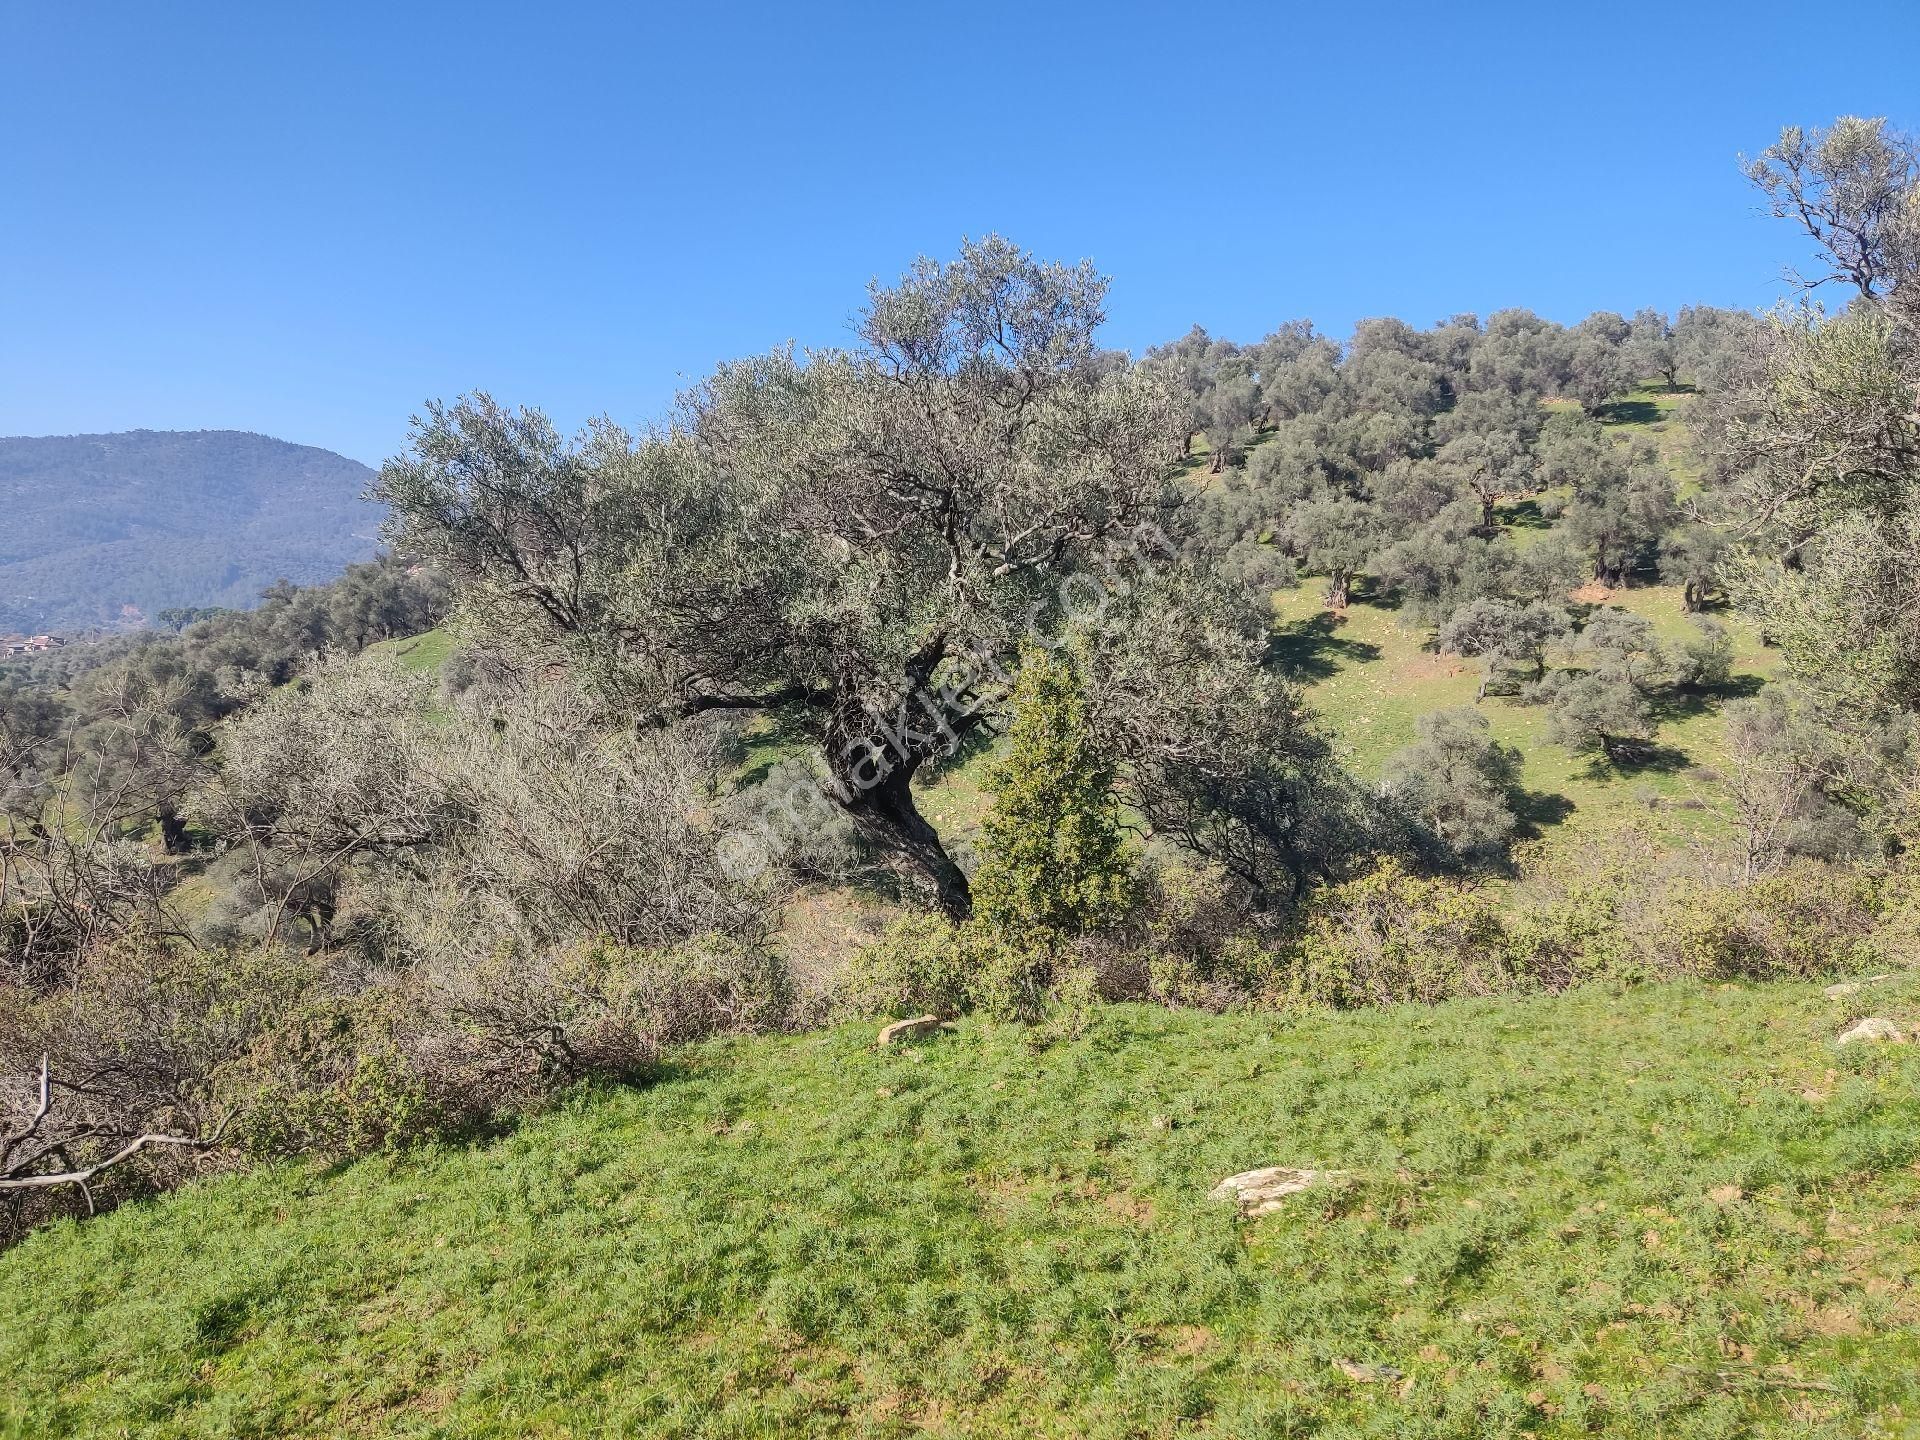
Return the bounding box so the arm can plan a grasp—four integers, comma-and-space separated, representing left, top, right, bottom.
0, 634, 63, 656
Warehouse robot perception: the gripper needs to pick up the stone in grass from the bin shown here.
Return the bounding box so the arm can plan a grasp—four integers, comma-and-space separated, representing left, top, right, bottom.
1836, 1017, 1907, 1046
877, 1015, 944, 1046
1208, 1166, 1346, 1218
1336, 1359, 1404, 1383
1824, 975, 1892, 999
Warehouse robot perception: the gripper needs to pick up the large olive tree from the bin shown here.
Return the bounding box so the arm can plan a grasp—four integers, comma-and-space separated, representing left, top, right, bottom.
377, 239, 1184, 915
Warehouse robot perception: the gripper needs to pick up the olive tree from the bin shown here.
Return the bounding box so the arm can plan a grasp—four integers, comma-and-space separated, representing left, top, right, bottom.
1628, 309, 1680, 389
1381, 707, 1524, 865
1709, 118, 1920, 720
376, 239, 1183, 916
1533, 670, 1655, 765
1438, 598, 1568, 699
1744, 116, 1919, 297
1575, 608, 1663, 692
1566, 311, 1635, 414
1290, 495, 1381, 607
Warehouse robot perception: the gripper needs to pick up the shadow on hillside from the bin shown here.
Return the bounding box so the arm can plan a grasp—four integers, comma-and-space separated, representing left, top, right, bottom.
1577, 739, 1693, 780
1596, 397, 1663, 426
1648, 673, 1765, 723
1512, 787, 1576, 834
728, 710, 817, 791
1268, 610, 1383, 680
921, 718, 1000, 781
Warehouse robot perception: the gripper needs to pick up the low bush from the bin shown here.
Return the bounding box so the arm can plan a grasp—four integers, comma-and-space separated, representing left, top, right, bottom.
1283, 859, 1520, 1006
222, 992, 441, 1162
840, 913, 1051, 1023
0, 932, 313, 1241
403, 933, 798, 1106
1661, 861, 1884, 979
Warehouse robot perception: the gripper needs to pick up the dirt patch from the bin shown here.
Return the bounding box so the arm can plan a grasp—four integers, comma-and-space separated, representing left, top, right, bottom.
777, 887, 899, 997
1099, 1189, 1157, 1226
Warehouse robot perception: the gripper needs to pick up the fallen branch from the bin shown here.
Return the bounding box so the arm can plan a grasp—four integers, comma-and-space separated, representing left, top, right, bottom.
0, 1054, 55, 1173
1, 1054, 228, 1215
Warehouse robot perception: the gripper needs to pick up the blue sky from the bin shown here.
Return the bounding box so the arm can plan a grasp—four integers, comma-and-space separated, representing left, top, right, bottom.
3, 1, 1916, 466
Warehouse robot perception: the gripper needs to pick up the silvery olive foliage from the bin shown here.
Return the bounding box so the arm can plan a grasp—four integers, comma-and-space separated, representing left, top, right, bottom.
1706, 117, 1920, 721
1380, 708, 1524, 866
194, 654, 778, 962
377, 237, 1186, 916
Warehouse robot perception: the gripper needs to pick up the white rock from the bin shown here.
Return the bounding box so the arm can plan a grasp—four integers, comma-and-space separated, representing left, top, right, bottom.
1208, 1166, 1344, 1217
877, 1014, 943, 1045
1825, 974, 1891, 999
1837, 1017, 1907, 1046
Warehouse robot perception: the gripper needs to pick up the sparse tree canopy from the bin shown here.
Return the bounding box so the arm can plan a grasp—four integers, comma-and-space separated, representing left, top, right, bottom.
1745, 117, 1920, 297
1711, 117, 1920, 721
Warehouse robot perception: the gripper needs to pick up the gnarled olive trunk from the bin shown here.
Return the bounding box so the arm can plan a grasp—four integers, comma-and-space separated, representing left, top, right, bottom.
821, 641, 981, 920
837, 760, 972, 919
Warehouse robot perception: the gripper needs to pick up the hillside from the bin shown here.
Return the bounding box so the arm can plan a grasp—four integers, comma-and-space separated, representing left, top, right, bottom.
0, 430, 381, 632
2, 978, 1916, 1438
795, 384, 1761, 876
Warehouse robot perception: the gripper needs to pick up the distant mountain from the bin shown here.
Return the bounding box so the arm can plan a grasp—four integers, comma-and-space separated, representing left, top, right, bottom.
0, 430, 382, 632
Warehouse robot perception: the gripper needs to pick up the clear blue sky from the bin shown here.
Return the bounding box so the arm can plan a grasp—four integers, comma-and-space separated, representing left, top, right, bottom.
3, 1, 1916, 466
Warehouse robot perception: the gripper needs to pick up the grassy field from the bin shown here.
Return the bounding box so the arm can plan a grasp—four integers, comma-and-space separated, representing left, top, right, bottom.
1270, 580, 1774, 854
3, 976, 1918, 1437
363, 627, 458, 674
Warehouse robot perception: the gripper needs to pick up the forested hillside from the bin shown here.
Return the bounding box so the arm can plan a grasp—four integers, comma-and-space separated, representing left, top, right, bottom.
0, 430, 379, 632
5, 112, 1920, 1438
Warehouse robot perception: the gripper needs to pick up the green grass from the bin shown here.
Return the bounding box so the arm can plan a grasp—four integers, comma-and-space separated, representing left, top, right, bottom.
1597, 382, 1706, 493
1270, 582, 1775, 852
364, 628, 457, 674
4, 978, 1919, 1436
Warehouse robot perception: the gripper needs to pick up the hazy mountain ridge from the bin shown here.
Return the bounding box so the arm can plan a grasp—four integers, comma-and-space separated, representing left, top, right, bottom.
0, 429, 381, 631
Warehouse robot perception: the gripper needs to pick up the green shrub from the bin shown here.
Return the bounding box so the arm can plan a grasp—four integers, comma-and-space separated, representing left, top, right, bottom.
1663, 862, 1884, 979
971, 647, 1137, 952
596, 934, 796, 1050
1285, 859, 1519, 1007
839, 913, 978, 1020
841, 912, 1064, 1024
0, 932, 315, 1240
222, 993, 440, 1161
1502, 838, 1670, 986
1094, 858, 1284, 1010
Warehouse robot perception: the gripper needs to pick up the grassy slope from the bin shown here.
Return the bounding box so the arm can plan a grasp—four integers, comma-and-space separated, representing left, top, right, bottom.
363, 627, 457, 675
4, 978, 1919, 1438
1268, 382, 1769, 853
1272, 582, 1774, 852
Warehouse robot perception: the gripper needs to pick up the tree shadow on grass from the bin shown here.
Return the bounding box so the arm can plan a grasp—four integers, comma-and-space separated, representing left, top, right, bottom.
1597, 397, 1663, 426
920, 718, 1000, 782
1512, 787, 1576, 835
1647, 673, 1765, 724
728, 709, 817, 791
1268, 610, 1383, 680
1576, 739, 1694, 781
